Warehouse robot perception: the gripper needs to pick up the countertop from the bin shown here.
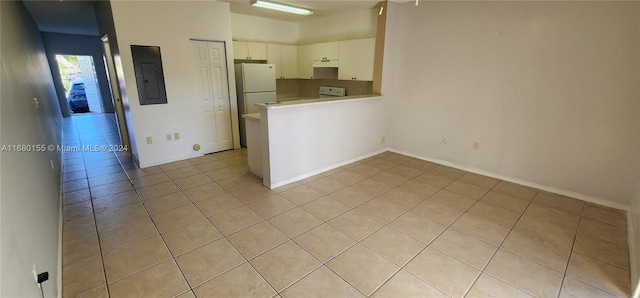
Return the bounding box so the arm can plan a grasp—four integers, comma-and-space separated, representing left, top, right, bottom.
259, 94, 379, 109
242, 113, 260, 121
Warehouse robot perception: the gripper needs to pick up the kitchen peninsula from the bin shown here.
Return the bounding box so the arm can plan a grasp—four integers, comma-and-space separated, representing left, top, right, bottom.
243, 94, 385, 189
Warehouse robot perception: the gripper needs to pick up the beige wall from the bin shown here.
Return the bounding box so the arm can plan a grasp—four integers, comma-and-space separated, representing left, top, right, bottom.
110, 0, 239, 167
383, 1, 640, 208
631, 7, 640, 294
298, 9, 378, 44
230, 9, 378, 45
231, 13, 299, 44
0, 1, 63, 296
632, 182, 640, 295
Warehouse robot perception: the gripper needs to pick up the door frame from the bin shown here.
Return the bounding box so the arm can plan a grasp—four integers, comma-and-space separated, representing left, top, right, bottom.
101, 34, 131, 150
190, 38, 237, 149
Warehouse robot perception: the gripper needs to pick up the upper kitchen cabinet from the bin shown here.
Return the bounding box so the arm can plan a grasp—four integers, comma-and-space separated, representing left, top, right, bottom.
267, 44, 298, 79
233, 41, 267, 60
338, 38, 375, 81
312, 41, 339, 67
297, 44, 313, 79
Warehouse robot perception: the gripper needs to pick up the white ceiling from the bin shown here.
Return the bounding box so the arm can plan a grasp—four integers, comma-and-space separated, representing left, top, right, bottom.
220, 0, 381, 23
22, 0, 99, 36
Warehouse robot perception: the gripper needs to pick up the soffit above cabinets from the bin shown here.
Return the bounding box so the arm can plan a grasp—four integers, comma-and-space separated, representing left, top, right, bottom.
221, 0, 380, 23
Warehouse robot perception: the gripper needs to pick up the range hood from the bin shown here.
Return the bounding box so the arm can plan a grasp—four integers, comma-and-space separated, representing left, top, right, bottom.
312, 59, 339, 68
313, 67, 338, 79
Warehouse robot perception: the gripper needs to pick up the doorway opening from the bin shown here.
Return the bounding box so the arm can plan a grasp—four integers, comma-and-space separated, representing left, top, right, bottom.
56, 54, 104, 114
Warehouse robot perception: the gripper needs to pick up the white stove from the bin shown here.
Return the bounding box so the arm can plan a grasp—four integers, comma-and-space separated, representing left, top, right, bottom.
318, 86, 346, 98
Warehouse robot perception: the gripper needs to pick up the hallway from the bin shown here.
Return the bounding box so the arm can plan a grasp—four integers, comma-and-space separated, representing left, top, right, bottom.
61, 113, 257, 297
61, 114, 631, 297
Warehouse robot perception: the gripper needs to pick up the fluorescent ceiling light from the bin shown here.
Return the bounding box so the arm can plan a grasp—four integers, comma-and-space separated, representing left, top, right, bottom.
250, 0, 313, 16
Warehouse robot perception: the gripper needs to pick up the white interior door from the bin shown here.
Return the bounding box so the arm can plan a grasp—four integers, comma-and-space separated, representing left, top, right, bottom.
78, 56, 103, 113
193, 41, 233, 154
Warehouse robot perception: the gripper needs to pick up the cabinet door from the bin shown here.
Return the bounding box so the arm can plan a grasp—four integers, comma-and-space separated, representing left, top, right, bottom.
281, 45, 298, 79
297, 44, 313, 79
267, 43, 283, 78
233, 41, 249, 59
338, 40, 357, 80
325, 41, 340, 60
313, 41, 339, 60
247, 42, 267, 60
355, 38, 375, 81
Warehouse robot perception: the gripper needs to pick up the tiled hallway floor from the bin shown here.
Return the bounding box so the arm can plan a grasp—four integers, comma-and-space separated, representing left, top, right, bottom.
61, 113, 631, 297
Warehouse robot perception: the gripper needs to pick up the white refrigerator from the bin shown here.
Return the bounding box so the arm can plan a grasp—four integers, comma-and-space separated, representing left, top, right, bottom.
235, 63, 277, 147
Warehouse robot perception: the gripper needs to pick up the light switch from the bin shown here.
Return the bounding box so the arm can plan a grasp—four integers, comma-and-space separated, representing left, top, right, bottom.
146, 137, 153, 144
174, 133, 180, 140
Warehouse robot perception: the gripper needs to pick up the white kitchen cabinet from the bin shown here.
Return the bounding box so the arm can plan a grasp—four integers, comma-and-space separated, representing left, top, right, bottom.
297, 44, 313, 79
280, 45, 298, 78
233, 41, 267, 60
266, 44, 282, 76
338, 38, 375, 81
267, 44, 298, 79
313, 41, 339, 61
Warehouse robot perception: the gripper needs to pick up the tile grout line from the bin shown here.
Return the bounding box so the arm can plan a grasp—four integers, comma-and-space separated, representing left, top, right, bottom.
64, 115, 119, 297
158, 150, 280, 296
556, 203, 586, 298
271, 157, 470, 297
61, 119, 631, 297
305, 157, 452, 297
460, 184, 540, 298
127, 156, 215, 295
181, 155, 410, 296
83, 114, 124, 298
409, 177, 503, 298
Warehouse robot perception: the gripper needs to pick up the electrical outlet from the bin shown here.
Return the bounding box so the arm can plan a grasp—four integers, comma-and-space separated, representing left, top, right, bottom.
442, 136, 447, 144
166, 133, 172, 141
146, 137, 153, 144
381, 136, 385, 144
174, 133, 180, 140
473, 141, 480, 150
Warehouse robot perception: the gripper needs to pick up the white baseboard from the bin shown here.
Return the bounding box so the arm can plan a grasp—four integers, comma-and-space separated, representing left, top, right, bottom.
389, 148, 629, 211
262, 145, 639, 295
267, 148, 388, 189
57, 141, 64, 298
629, 210, 640, 298
138, 153, 205, 169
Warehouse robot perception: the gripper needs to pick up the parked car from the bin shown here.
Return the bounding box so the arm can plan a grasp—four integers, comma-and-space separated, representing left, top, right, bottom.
67, 79, 89, 112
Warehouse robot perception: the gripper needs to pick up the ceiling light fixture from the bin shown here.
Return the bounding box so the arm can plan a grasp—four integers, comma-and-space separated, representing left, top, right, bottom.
415, 0, 419, 6
250, 0, 313, 16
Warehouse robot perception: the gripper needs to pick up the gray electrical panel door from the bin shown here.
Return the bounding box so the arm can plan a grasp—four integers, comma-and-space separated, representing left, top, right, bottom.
131, 45, 167, 105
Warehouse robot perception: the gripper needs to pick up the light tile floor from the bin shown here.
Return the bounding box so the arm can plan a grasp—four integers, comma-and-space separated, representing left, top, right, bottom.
61, 113, 631, 297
